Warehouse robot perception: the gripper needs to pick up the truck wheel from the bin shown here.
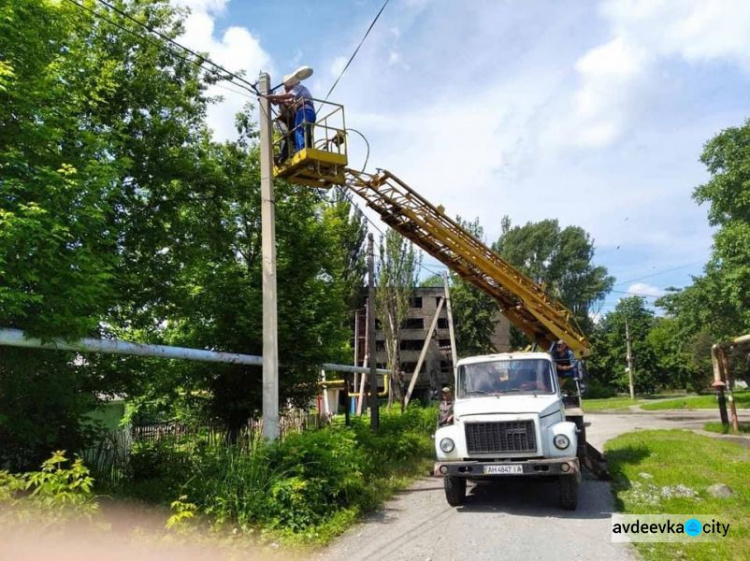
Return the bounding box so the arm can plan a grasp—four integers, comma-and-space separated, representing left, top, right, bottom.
559, 474, 578, 510
444, 476, 467, 507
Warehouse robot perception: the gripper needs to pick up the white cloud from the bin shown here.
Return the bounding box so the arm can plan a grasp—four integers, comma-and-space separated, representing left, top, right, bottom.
330, 56, 347, 77
626, 283, 664, 298
547, 0, 750, 149
173, 0, 272, 140
321, 0, 738, 309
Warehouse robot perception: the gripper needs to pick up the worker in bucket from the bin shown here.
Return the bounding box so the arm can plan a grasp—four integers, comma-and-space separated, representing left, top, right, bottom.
267, 66, 315, 158
549, 340, 577, 392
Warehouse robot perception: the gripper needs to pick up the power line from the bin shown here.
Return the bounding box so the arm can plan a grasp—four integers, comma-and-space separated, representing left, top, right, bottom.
325, 0, 391, 100
613, 262, 703, 287
609, 290, 662, 299
64, 0, 259, 98
94, 0, 260, 95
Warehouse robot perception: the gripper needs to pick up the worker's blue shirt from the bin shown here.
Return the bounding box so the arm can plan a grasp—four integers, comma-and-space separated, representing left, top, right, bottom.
288, 84, 314, 112
550, 348, 577, 379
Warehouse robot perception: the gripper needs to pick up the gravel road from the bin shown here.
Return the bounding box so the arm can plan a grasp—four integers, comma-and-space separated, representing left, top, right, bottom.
318, 408, 750, 561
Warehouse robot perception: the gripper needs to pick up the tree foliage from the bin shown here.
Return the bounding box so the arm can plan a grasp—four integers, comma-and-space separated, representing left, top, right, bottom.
449, 218, 499, 356
375, 229, 421, 406
588, 297, 663, 393
493, 217, 614, 336
0, 0, 366, 463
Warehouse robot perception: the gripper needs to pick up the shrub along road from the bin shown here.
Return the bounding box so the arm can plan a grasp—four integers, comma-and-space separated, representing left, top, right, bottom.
317, 409, 750, 561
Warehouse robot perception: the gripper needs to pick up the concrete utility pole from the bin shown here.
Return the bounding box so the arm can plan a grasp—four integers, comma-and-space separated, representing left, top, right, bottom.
258, 72, 279, 440
367, 233, 379, 429
625, 318, 635, 400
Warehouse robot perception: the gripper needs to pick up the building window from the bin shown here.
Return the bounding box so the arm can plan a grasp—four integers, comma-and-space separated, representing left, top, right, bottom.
375, 341, 385, 351
437, 318, 449, 329
438, 339, 452, 349
401, 361, 418, 373
401, 318, 425, 330
410, 297, 423, 309
400, 339, 425, 351
440, 360, 452, 372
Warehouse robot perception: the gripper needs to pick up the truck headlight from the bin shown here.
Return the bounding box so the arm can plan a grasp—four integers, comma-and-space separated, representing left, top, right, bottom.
553, 434, 570, 450
439, 438, 455, 453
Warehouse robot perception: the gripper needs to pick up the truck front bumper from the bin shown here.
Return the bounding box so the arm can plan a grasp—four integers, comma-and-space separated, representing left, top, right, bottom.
434, 457, 579, 478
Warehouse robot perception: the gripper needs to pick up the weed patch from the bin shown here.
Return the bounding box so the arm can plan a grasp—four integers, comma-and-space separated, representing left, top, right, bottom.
116, 405, 437, 545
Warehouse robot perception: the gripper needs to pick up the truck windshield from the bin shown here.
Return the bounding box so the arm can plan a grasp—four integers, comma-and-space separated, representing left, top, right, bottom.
457, 359, 556, 398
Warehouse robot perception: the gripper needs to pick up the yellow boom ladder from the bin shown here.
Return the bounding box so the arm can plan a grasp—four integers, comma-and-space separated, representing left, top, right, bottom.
345, 168, 590, 357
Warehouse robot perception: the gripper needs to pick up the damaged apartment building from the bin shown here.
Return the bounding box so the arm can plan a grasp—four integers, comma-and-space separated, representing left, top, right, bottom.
353, 286, 511, 401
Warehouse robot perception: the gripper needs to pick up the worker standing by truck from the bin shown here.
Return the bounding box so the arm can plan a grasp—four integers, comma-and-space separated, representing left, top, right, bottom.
437, 387, 454, 427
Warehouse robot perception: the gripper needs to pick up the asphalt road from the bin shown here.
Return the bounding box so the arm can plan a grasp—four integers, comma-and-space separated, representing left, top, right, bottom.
317, 408, 750, 561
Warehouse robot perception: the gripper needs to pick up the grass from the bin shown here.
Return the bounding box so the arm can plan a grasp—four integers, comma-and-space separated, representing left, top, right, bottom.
605, 430, 750, 561
583, 397, 644, 411
704, 422, 750, 435
641, 392, 750, 411
583, 393, 686, 412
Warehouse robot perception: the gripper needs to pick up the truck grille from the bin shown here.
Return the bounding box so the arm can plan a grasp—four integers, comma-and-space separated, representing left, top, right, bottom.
465, 420, 537, 454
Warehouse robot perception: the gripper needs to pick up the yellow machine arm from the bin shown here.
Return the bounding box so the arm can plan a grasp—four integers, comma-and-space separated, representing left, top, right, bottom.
345, 168, 590, 357
269, 97, 589, 356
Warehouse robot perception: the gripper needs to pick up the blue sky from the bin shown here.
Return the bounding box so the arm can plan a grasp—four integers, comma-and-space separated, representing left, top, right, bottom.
173, 0, 750, 315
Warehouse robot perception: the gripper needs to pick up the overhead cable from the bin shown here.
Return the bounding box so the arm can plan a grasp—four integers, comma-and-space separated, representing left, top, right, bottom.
324, 0, 391, 100
64, 0, 258, 97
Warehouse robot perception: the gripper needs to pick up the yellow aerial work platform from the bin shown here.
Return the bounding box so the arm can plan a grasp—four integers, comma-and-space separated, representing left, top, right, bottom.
274, 98, 589, 356
272, 98, 348, 188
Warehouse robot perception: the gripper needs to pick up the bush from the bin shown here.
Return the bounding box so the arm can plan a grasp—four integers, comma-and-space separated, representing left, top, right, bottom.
584, 378, 616, 399
0, 450, 99, 526
120, 405, 437, 540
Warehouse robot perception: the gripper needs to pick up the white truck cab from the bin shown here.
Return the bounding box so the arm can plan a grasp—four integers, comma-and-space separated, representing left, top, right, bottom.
434, 352, 581, 510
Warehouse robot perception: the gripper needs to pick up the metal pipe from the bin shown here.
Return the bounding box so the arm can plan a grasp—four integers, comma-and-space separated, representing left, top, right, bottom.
731, 333, 750, 347
319, 372, 389, 396
711, 344, 729, 426
719, 347, 740, 432
0, 328, 390, 375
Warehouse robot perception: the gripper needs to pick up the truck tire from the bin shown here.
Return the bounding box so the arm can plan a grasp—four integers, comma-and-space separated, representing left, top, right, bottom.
444, 476, 467, 507
558, 474, 578, 510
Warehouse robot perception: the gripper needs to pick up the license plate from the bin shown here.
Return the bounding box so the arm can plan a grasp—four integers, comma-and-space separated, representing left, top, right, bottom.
484, 464, 523, 475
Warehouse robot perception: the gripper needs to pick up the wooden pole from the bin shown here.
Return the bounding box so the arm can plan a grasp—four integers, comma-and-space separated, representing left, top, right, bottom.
443, 273, 458, 374
353, 309, 360, 412
404, 297, 445, 407
356, 304, 369, 415
367, 233, 379, 429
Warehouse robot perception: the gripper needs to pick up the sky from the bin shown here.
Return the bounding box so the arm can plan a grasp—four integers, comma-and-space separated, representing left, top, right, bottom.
170, 0, 750, 314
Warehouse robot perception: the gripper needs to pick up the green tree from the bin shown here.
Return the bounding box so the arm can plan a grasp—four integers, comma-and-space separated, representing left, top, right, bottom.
450, 218, 499, 356
0, 0, 361, 459
376, 229, 421, 407
493, 217, 614, 336
687, 119, 750, 338
589, 297, 663, 393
